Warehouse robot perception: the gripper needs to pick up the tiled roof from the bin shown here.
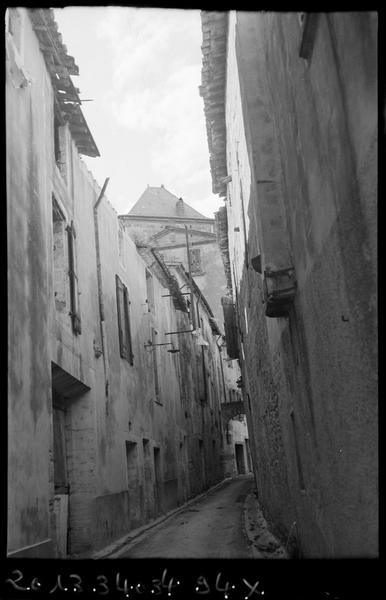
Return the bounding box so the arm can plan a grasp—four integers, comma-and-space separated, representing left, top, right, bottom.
28, 8, 99, 158
127, 186, 208, 220
200, 12, 228, 197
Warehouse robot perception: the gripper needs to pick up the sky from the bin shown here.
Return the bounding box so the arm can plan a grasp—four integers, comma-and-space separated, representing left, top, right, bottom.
53, 6, 221, 218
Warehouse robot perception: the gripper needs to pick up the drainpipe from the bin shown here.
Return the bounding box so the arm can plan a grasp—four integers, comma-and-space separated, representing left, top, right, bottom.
94, 177, 110, 396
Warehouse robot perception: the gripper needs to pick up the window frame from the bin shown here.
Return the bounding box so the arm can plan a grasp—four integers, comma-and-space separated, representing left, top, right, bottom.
116, 274, 134, 364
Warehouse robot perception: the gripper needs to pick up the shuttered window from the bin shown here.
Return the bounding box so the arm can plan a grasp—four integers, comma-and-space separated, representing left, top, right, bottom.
221, 296, 240, 359
190, 248, 202, 274
66, 222, 81, 335
116, 274, 134, 364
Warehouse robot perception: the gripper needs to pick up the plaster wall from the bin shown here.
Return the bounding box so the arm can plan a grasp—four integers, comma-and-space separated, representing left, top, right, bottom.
7, 8, 228, 558
7, 9, 59, 557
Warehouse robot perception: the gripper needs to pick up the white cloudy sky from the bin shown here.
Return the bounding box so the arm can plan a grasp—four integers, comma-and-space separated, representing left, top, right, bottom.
54, 6, 221, 218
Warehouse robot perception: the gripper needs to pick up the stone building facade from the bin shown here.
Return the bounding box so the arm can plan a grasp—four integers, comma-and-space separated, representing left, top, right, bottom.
6, 7, 226, 558
200, 11, 377, 557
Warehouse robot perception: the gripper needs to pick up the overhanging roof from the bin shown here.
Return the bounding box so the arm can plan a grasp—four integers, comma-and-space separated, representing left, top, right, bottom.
29, 8, 100, 158
200, 12, 229, 197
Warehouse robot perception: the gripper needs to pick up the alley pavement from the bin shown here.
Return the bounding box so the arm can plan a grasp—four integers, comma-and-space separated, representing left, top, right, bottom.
96, 474, 287, 559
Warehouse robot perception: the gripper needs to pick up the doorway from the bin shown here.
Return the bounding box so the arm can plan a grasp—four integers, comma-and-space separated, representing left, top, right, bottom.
199, 439, 206, 490
125, 441, 140, 527
245, 438, 252, 472
153, 447, 162, 516
142, 439, 153, 520
52, 389, 69, 558
235, 443, 246, 474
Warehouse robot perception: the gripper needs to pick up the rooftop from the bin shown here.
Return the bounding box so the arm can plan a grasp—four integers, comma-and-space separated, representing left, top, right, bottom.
29, 8, 99, 158
126, 185, 209, 220
199, 11, 228, 197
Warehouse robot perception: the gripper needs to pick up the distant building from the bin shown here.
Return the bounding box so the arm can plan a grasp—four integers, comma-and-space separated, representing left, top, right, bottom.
119, 185, 228, 331
200, 11, 377, 557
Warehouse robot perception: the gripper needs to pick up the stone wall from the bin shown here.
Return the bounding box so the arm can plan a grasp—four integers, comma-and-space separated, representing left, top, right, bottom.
202, 10, 377, 557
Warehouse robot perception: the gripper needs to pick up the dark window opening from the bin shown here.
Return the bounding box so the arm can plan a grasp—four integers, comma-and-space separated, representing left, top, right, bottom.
54, 115, 61, 164
116, 274, 134, 364
190, 247, 202, 274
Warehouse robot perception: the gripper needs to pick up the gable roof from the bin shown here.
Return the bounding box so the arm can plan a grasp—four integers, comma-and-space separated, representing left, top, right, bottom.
127, 186, 208, 220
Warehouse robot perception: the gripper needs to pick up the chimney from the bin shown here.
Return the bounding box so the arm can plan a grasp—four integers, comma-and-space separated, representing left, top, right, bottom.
176, 197, 184, 216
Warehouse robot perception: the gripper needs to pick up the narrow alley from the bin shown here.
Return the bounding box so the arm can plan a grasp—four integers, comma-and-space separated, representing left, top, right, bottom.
115, 475, 255, 558
6, 6, 377, 579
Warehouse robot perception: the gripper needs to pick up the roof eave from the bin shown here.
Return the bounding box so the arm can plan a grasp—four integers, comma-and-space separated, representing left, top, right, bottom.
29, 8, 100, 158
200, 11, 229, 198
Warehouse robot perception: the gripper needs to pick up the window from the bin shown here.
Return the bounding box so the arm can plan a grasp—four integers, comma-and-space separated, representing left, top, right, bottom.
52, 196, 66, 312
118, 224, 124, 260
54, 105, 67, 180
67, 222, 81, 334
146, 269, 154, 313
116, 274, 133, 364
221, 296, 240, 359
190, 248, 202, 274
298, 13, 320, 60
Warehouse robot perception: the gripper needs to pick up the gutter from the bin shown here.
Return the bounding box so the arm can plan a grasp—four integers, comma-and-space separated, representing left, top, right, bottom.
93, 177, 110, 396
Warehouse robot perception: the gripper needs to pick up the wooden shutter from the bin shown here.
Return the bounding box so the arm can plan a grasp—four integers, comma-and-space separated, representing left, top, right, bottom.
191, 248, 201, 274
67, 222, 81, 335
221, 296, 239, 359
116, 275, 134, 364
116, 274, 128, 358
124, 286, 134, 365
